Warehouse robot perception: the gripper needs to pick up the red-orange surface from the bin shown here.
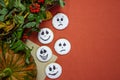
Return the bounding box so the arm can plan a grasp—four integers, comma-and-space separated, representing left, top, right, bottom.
29, 0, 120, 80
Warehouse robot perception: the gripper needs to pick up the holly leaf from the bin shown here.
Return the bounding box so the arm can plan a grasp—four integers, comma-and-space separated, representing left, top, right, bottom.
23, 22, 36, 28
0, 8, 8, 14
59, 0, 65, 7
0, 8, 8, 21
0, 15, 5, 21
14, 15, 24, 24
36, 11, 46, 24
25, 47, 32, 64
14, 0, 26, 11
8, 0, 15, 9
0, 0, 5, 7
40, 6, 46, 12
28, 13, 35, 21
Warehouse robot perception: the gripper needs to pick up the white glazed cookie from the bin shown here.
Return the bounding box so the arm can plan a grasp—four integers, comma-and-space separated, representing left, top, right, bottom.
52, 13, 69, 30
45, 63, 62, 79
38, 28, 54, 44
54, 38, 71, 55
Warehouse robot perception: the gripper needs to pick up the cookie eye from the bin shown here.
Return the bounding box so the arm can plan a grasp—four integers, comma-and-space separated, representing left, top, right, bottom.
57, 18, 59, 21
44, 50, 47, 53
46, 30, 49, 34
61, 18, 63, 21
59, 43, 62, 46
40, 50, 43, 54
41, 31, 44, 35
53, 65, 56, 70
49, 67, 52, 71
63, 43, 66, 46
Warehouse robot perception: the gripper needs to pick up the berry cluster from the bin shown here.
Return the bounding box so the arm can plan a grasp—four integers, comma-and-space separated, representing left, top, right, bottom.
29, 3, 40, 13
29, 0, 44, 13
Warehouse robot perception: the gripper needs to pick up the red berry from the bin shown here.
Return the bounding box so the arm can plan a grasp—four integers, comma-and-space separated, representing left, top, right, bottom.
29, 3, 40, 13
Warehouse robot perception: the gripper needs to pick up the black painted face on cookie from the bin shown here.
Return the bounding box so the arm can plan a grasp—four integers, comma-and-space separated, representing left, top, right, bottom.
38, 28, 54, 44
39, 48, 48, 60
52, 13, 69, 30
36, 46, 52, 62
54, 38, 71, 55
45, 63, 62, 79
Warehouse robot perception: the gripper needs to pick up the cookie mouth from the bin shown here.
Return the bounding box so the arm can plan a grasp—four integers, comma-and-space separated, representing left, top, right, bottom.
48, 71, 58, 76
58, 23, 63, 26
40, 36, 51, 41
60, 49, 66, 52
40, 54, 48, 60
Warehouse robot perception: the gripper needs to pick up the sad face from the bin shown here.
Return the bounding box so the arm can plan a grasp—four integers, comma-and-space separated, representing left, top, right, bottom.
54, 38, 71, 55
38, 28, 54, 44
45, 63, 62, 79
36, 46, 52, 62
52, 13, 69, 30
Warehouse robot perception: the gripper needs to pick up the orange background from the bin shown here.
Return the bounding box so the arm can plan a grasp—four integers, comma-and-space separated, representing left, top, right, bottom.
29, 0, 120, 80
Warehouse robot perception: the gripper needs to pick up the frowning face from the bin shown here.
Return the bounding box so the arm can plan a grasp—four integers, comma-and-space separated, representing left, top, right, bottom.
36, 46, 52, 62
38, 28, 54, 44
54, 38, 71, 55
45, 63, 62, 79
52, 13, 69, 30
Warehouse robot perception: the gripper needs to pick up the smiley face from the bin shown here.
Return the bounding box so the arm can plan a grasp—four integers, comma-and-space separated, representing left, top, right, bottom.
45, 63, 62, 79
38, 28, 54, 44
54, 38, 71, 55
36, 46, 52, 62
52, 13, 69, 30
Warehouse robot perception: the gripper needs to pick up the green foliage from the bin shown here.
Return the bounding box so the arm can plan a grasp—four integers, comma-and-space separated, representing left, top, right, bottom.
59, 0, 65, 7
27, 13, 34, 21
23, 22, 36, 28
0, 0, 65, 64
8, 0, 15, 9
7, 27, 32, 64
14, 15, 24, 24
14, 0, 26, 11
0, 0, 5, 7
0, 8, 8, 21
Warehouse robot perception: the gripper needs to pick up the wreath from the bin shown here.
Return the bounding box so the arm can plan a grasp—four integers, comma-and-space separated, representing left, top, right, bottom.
0, 0, 65, 64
